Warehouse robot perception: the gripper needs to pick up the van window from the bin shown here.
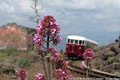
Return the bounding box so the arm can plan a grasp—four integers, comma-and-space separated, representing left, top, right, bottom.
79, 40, 82, 45
68, 39, 70, 43
75, 40, 78, 44
71, 39, 74, 43
84, 41, 86, 45
83, 41, 84, 45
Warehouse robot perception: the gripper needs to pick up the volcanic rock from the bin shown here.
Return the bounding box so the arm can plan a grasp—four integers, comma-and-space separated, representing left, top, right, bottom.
94, 35, 120, 73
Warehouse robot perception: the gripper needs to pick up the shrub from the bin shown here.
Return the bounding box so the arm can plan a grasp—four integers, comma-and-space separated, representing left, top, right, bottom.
7, 47, 17, 56
18, 58, 31, 68
114, 72, 120, 77
26, 50, 35, 54
12, 57, 18, 63
0, 47, 17, 56
0, 53, 5, 61
93, 46, 99, 52
91, 60, 96, 65
107, 56, 114, 60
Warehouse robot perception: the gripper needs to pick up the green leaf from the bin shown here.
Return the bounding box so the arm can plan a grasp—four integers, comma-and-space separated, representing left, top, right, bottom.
46, 53, 54, 58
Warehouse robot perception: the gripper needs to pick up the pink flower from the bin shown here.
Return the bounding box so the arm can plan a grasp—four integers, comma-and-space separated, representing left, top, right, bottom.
80, 65, 85, 69
56, 60, 68, 69
33, 34, 44, 45
56, 35, 62, 43
54, 68, 72, 80
41, 15, 56, 28
54, 69, 65, 80
50, 22, 54, 26
49, 47, 57, 53
54, 53, 60, 59
83, 48, 94, 62
50, 53, 60, 63
18, 69, 26, 80
90, 65, 94, 69
65, 75, 72, 79
51, 28, 56, 37
49, 47, 60, 63
37, 24, 42, 33
53, 53, 60, 62
35, 73, 46, 80
50, 57, 54, 62
61, 60, 68, 68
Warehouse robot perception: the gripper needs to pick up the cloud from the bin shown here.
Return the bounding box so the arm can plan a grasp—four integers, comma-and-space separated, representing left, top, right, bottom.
0, 0, 34, 14
62, 20, 69, 25
0, 2, 15, 13
45, 0, 96, 10
106, 24, 120, 32
8, 14, 25, 22
0, 0, 120, 34
94, 14, 103, 20
10, 0, 33, 13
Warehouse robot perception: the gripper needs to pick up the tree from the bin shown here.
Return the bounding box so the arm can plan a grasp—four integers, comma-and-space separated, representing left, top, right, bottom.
30, 0, 43, 25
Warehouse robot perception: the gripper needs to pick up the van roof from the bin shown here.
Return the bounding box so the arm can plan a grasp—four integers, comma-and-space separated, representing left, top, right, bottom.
67, 35, 98, 45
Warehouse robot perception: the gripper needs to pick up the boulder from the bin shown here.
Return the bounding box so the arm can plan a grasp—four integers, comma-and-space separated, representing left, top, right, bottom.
102, 51, 114, 60
110, 46, 120, 55
0, 63, 17, 75
110, 62, 120, 70
115, 39, 119, 42
94, 58, 104, 66
104, 59, 113, 65
113, 55, 120, 63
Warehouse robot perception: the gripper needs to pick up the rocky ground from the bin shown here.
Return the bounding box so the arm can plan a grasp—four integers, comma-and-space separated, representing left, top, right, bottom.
0, 50, 46, 80
92, 35, 120, 74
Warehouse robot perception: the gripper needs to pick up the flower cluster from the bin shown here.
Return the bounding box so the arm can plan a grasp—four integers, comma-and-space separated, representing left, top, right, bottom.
18, 69, 27, 80
56, 35, 62, 43
90, 65, 94, 69
80, 48, 95, 77
55, 60, 72, 80
83, 48, 94, 62
33, 15, 62, 51
40, 16, 61, 37
56, 60, 68, 69
33, 34, 44, 45
35, 73, 46, 80
80, 65, 85, 69
54, 68, 72, 80
49, 47, 60, 63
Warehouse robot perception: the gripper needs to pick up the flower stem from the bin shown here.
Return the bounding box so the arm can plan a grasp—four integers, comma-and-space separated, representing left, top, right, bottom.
47, 30, 52, 80
41, 53, 48, 80
86, 61, 89, 78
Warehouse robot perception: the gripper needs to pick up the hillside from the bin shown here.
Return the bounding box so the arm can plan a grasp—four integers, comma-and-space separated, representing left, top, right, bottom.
0, 23, 36, 50
92, 35, 120, 74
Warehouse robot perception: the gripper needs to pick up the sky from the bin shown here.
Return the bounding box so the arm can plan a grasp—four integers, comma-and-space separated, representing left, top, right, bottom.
0, 0, 120, 45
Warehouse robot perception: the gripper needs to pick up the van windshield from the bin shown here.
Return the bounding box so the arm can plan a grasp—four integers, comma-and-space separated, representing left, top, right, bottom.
68, 39, 70, 43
